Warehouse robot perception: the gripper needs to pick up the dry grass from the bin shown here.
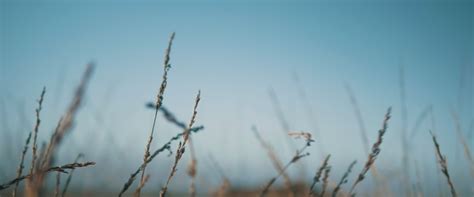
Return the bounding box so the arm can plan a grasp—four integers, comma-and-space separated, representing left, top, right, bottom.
12, 131, 32, 197
160, 91, 201, 197
135, 32, 175, 197
0, 63, 96, 197
430, 131, 457, 197
27, 63, 95, 197
345, 83, 388, 195
1, 31, 473, 197
0, 162, 95, 191
309, 154, 330, 196
450, 111, 474, 178
117, 119, 204, 196
259, 132, 314, 197
349, 107, 391, 196
62, 153, 84, 197
332, 160, 357, 197
208, 154, 231, 197
320, 163, 331, 197
29, 87, 46, 177
253, 125, 294, 197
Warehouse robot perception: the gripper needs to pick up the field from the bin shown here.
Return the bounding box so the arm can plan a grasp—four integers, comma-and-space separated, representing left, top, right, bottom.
1, 1, 473, 197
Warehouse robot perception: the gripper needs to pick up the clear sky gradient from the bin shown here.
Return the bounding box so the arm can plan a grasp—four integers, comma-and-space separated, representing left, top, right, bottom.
1, 0, 473, 194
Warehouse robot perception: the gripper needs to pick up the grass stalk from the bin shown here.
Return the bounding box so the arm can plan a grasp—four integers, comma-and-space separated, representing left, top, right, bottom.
349, 107, 391, 195
430, 131, 457, 197
135, 32, 175, 197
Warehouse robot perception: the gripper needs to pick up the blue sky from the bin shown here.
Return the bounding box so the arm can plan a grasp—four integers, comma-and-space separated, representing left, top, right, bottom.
1, 0, 473, 194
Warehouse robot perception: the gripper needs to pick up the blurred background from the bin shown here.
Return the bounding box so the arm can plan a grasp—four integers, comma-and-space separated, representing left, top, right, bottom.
1, 0, 473, 196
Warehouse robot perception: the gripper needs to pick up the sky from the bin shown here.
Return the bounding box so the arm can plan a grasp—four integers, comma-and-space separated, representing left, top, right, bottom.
1, 0, 473, 195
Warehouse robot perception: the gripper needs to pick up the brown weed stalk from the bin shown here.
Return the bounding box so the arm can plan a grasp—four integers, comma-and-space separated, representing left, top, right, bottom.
135, 32, 175, 197
349, 107, 391, 195
430, 131, 457, 197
